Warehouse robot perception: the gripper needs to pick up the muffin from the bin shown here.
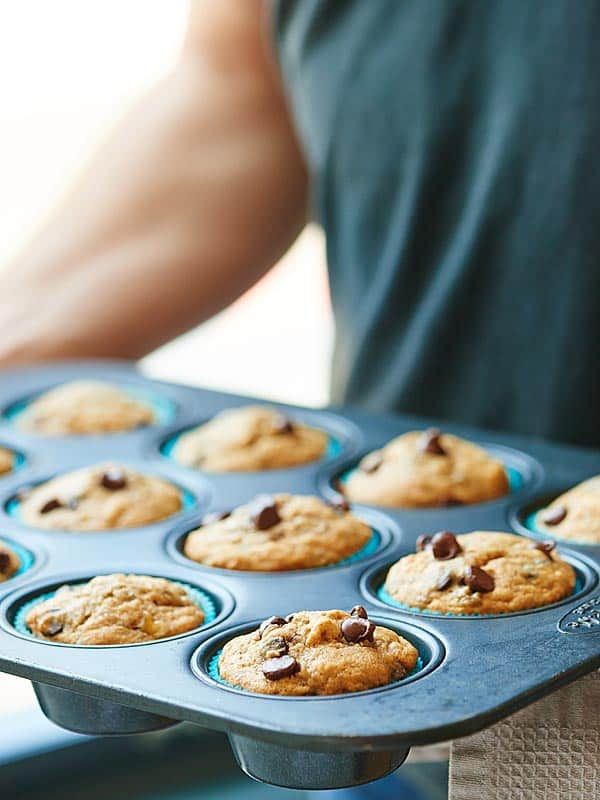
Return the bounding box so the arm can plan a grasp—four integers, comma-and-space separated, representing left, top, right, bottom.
0, 541, 20, 583
19, 463, 182, 531
16, 380, 155, 435
172, 405, 327, 472
344, 428, 509, 507
25, 574, 205, 645
384, 531, 575, 615
218, 607, 418, 695
184, 493, 371, 571
0, 447, 14, 476
535, 476, 600, 543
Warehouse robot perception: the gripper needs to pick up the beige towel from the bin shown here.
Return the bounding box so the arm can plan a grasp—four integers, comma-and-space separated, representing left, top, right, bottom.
450, 671, 600, 800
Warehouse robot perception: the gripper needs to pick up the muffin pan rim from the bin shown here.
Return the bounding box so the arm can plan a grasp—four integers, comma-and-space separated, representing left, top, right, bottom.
359, 549, 600, 620
190, 615, 445, 701
0, 567, 236, 649
164, 504, 400, 576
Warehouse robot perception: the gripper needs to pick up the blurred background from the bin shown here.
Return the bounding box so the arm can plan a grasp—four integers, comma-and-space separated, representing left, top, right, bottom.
0, 3, 446, 798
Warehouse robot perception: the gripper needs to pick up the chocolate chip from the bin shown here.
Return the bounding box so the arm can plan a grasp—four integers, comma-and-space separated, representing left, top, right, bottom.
259, 615, 287, 637
285, 614, 295, 623
262, 655, 300, 681
100, 469, 127, 491
359, 451, 383, 474
272, 414, 294, 435
201, 510, 230, 525
431, 531, 461, 560
463, 565, 495, 593
416, 534, 433, 552
40, 617, 63, 636
350, 605, 368, 619
40, 498, 63, 514
418, 428, 446, 456
262, 636, 288, 659
533, 540, 557, 560
341, 617, 376, 643
0, 552, 11, 574
541, 505, 567, 526
249, 495, 280, 530
328, 497, 350, 513
435, 571, 453, 591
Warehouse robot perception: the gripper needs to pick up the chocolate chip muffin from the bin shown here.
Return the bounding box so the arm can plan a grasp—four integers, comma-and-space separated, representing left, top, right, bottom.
19, 463, 182, 531
172, 405, 327, 472
25, 574, 205, 645
0, 541, 20, 583
0, 447, 14, 476
17, 380, 155, 435
384, 531, 575, 615
219, 607, 418, 695
535, 476, 600, 543
184, 493, 371, 571
344, 428, 509, 508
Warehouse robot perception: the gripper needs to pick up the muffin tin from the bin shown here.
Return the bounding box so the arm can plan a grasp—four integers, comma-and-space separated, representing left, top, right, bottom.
0, 361, 600, 790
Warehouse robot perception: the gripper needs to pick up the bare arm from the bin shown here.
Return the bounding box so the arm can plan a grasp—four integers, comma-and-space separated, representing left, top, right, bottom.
0, 0, 307, 365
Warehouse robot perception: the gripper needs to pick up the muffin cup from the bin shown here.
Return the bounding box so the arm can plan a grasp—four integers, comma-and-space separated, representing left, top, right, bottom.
13, 579, 217, 640
0, 538, 35, 581
3, 384, 177, 430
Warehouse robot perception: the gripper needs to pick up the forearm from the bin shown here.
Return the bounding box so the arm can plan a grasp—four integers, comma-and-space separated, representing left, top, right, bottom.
0, 5, 307, 364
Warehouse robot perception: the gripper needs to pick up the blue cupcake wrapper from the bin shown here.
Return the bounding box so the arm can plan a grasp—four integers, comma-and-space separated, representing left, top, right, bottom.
7, 482, 196, 527
4, 385, 176, 428
13, 579, 216, 640
1, 538, 35, 580
377, 570, 584, 618
207, 648, 425, 692
339, 463, 523, 494
161, 429, 342, 464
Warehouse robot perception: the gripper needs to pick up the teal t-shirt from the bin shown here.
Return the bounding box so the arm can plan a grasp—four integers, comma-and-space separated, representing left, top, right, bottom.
273, 0, 600, 447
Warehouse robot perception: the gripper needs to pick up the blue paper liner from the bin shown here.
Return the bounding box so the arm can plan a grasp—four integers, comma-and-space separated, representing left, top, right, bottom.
377, 571, 584, 618
207, 648, 425, 692
339, 463, 523, 495
13, 579, 216, 641
161, 429, 342, 465
6, 482, 196, 527
1, 538, 35, 580
3, 385, 176, 429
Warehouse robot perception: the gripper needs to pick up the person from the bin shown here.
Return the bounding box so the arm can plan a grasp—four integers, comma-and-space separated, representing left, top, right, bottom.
1, 2, 598, 798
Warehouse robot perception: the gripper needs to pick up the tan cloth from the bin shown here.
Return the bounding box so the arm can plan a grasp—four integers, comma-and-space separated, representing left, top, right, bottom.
450, 672, 600, 800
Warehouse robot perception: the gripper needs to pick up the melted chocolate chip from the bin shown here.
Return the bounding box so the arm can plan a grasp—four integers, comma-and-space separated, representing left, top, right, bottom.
262, 636, 288, 659
350, 605, 368, 619
541, 505, 567, 526
359, 451, 383, 474
201, 510, 231, 525
418, 428, 446, 456
463, 565, 495, 593
341, 617, 376, 643
41, 616, 63, 636
416, 534, 433, 552
431, 531, 461, 560
262, 655, 300, 681
249, 495, 280, 530
272, 414, 294, 435
40, 498, 63, 515
533, 540, 557, 560
285, 613, 295, 623
259, 615, 287, 637
435, 571, 453, 591
0, 552, 11, 574
328, 496, 350, 513
100, 469, 127, 491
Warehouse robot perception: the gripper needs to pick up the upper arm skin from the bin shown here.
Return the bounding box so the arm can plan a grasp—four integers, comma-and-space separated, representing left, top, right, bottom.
0, 0, 308, 362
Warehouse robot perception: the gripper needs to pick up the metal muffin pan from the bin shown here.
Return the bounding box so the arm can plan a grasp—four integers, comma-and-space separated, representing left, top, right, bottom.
0, 362, 599, 789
